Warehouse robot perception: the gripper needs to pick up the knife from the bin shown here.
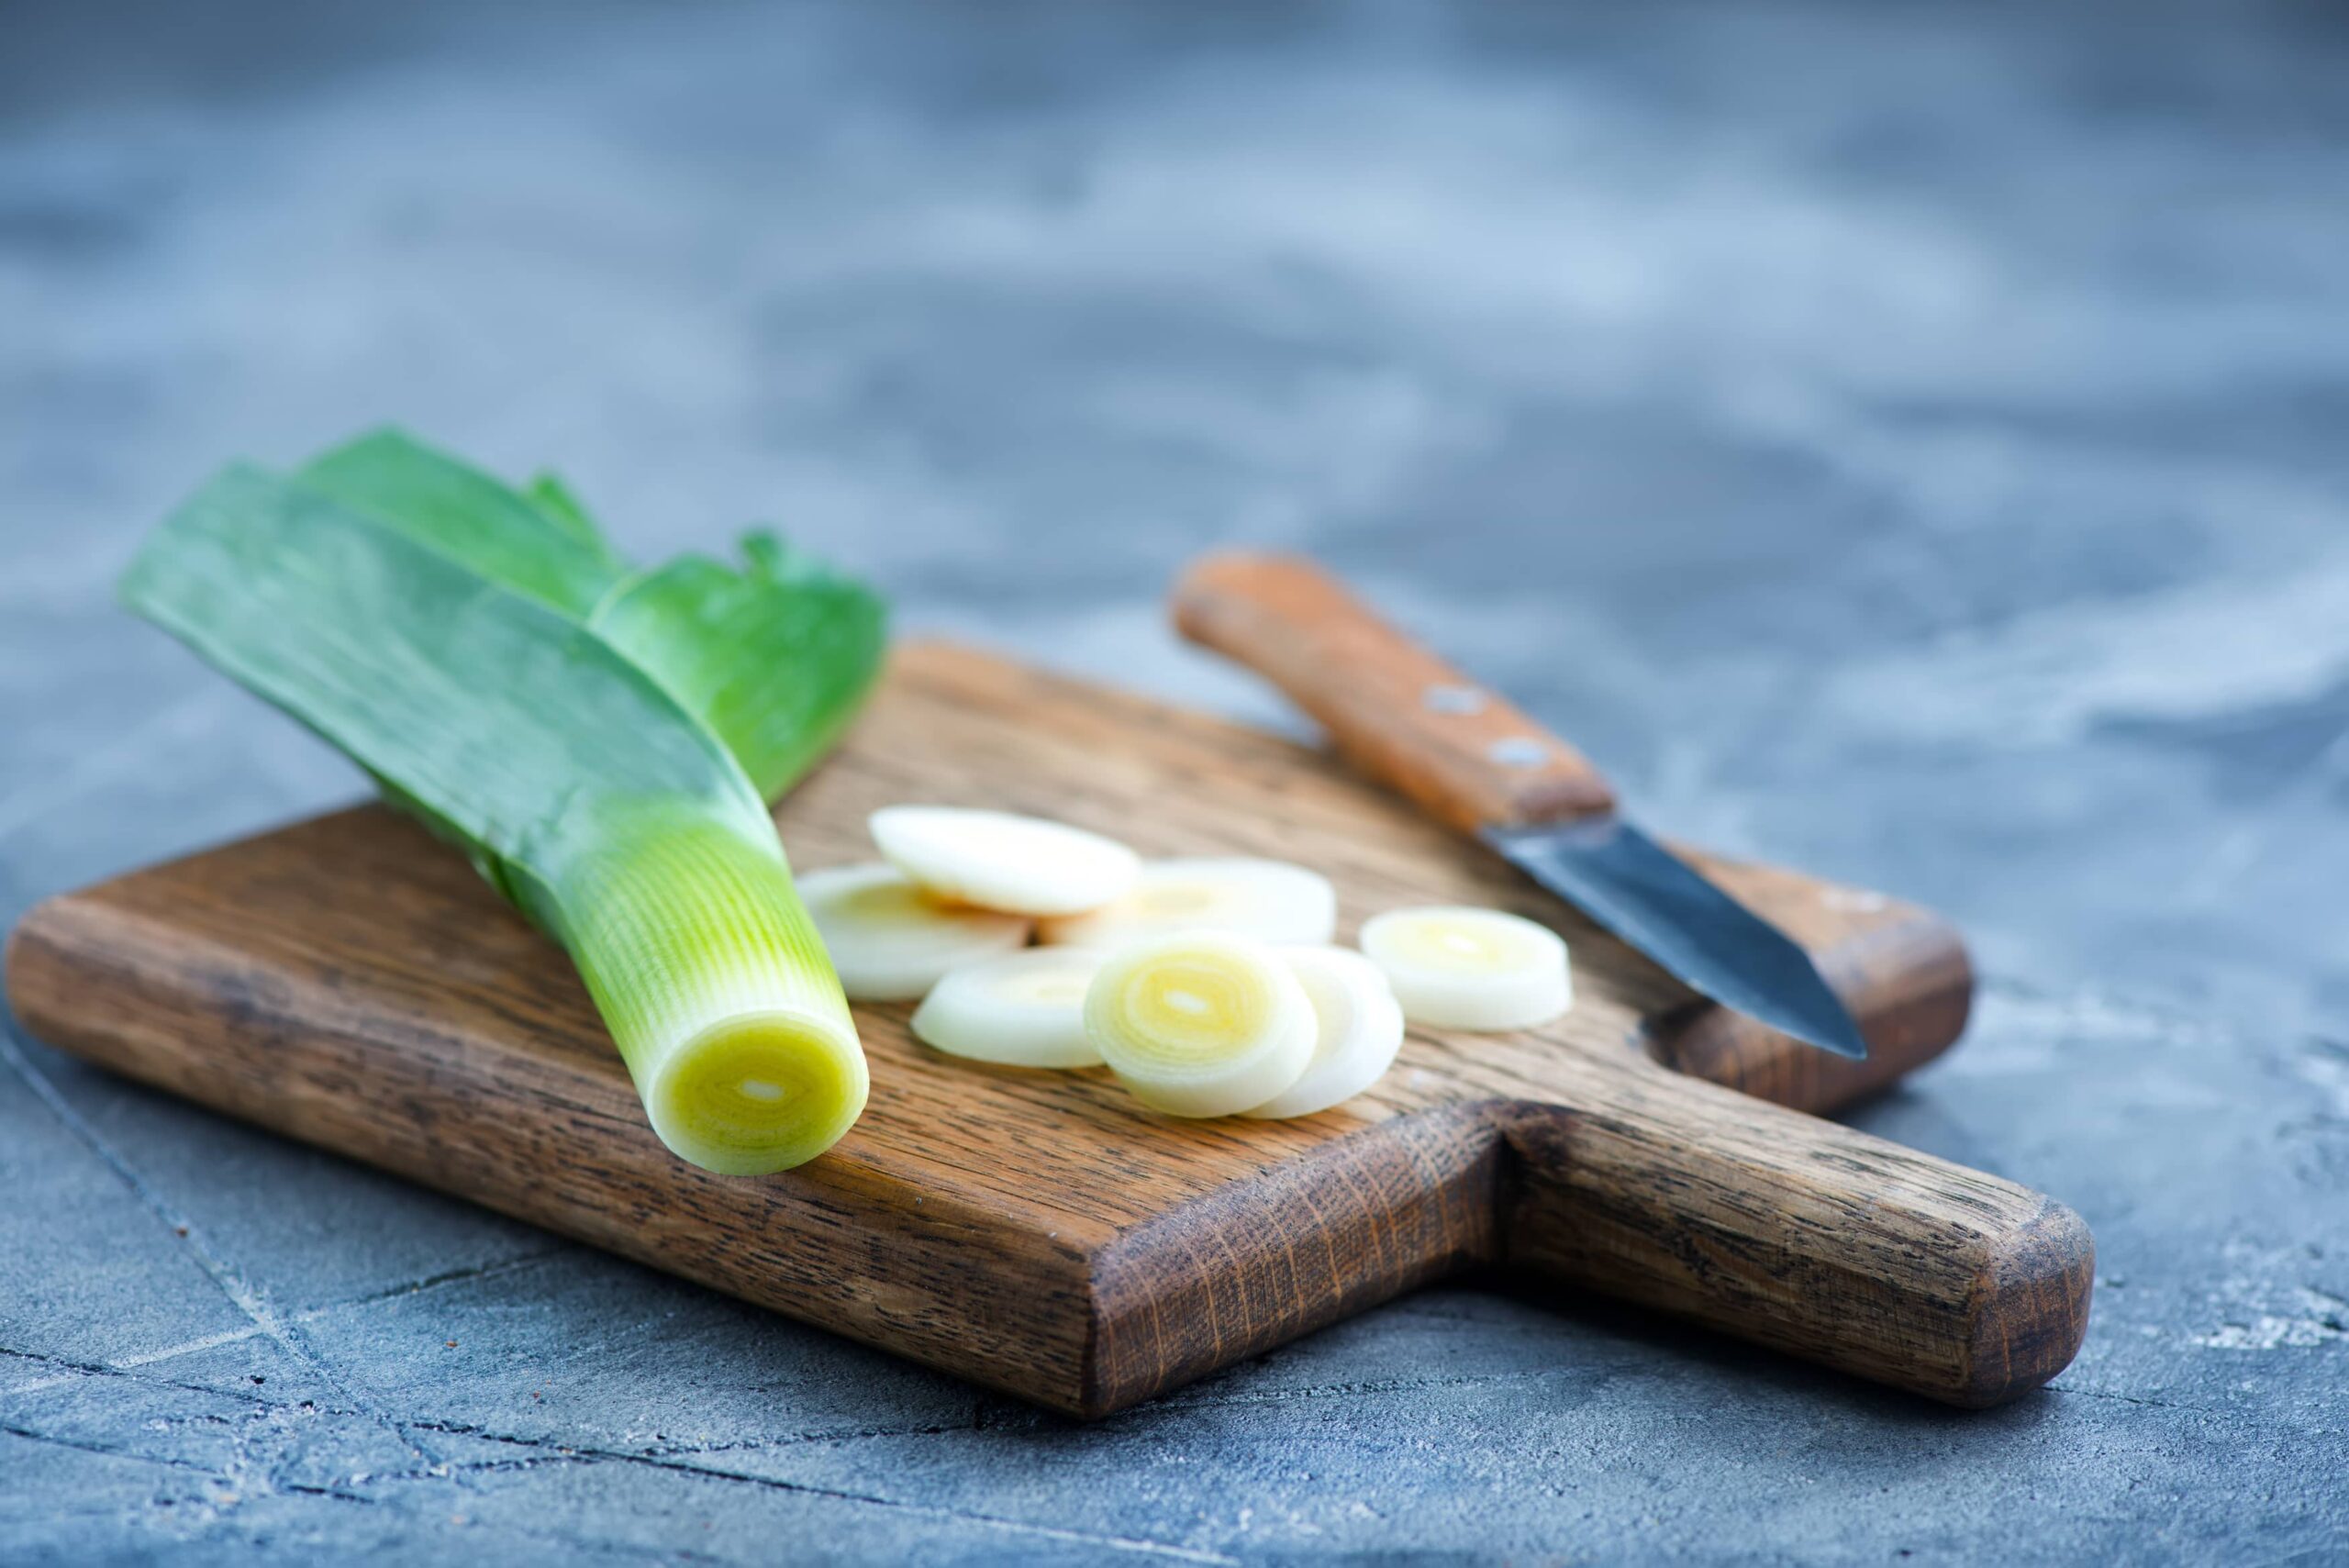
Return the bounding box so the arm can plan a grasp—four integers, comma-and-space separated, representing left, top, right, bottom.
1171, 552, 1868, 1061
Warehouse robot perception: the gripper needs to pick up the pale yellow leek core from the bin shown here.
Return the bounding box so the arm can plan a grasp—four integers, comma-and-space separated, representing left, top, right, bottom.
1112, 961, 1265, 1061
647, 1010, 868, 1175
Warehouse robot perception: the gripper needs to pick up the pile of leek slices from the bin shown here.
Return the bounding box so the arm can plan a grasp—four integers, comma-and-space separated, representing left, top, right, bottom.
804, 807, 1575, 1119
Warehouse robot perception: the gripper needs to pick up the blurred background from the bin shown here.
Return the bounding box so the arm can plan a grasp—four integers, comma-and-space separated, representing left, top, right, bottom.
5, 1, 2346, 1562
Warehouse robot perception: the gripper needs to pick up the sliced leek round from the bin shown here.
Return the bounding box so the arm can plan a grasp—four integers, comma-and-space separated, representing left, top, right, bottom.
1039, 858, 1336, 949
1084, 932, 1315, 1118
870, 806, 1141, 917
1242, 945, 1406, 1118
799, 862, 1030, 1002
911, 947, 1108, 1069
1358, 906, 1572, 1031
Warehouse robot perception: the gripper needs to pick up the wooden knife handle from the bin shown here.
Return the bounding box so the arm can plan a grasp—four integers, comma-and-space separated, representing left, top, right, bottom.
1499, 1054, 2096, 1407
1172, 551, 1615, 835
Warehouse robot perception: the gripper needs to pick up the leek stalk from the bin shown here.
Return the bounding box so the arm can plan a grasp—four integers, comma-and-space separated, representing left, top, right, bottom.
122, 450, 884, 1174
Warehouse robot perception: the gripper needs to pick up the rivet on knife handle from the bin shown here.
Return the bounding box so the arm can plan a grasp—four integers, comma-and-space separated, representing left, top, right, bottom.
1170, 551, 1616, 837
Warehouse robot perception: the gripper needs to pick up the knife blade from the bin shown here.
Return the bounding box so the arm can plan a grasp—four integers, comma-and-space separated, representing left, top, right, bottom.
1171, 551, 1868, 1062
1485, 817, 1866, 1058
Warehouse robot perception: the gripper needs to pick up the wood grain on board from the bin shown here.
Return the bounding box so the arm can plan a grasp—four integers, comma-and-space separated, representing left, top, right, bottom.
5, 641, 2090, 1417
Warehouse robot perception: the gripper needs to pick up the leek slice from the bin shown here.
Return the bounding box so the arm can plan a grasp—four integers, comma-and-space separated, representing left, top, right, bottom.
1038, 857, 1337, 949
1243, 946, 1405, 1118
1358, 906, 1573, 1031
122, 465, 868, 1175
910, 948, 1107, 1069
870, 806, 1141, 917
798, 862, 1030, 1002
1084, 932, 1315, 1118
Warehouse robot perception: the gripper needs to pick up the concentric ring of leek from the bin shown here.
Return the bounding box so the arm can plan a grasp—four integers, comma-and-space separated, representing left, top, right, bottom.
1084, 932, 1315, 1118
648, 1006, 869, 1175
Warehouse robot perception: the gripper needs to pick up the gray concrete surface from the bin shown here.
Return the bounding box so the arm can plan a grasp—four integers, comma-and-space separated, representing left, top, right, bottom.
5, 1, 2346, 1562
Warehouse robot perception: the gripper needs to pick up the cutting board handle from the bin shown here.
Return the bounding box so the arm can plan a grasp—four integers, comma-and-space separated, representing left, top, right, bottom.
1172, 551, 1616, 834
1497, 1055, 2096, 1407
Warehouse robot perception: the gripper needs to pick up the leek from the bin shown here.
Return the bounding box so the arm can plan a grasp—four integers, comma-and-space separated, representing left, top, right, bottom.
122, 456, 884, 1175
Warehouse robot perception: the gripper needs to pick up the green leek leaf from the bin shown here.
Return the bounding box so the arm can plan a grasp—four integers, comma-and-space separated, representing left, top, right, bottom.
523, 471, 612, 551
591, 538, 885, 801
303, 429, 627, 618
297, 429, 884, 802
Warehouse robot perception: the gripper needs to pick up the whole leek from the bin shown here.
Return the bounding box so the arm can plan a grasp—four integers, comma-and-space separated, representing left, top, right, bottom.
122, 453, 884, 1175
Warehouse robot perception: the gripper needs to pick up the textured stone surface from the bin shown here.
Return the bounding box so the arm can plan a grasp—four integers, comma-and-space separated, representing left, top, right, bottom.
5, 1, 2347, 1561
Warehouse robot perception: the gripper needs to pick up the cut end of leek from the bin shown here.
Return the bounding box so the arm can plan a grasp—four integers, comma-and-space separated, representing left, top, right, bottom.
1040, 858, 1335, 949
1359, 906, 1572, 1032
548, 809, 869, 1174
1084, 931, 1314, 1118
870, 806, 1140, 917
647, 1006, 869, 1175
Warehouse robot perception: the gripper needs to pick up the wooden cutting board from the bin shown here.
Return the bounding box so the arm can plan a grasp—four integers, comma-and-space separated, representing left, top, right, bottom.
5, 641, 2091, 1417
